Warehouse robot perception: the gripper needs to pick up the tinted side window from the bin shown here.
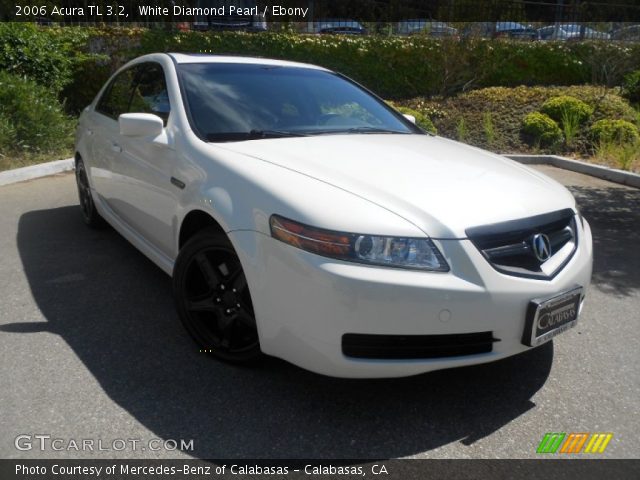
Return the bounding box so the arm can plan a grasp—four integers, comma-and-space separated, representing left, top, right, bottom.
129, 63, 171, 124
96, 67, 136, 119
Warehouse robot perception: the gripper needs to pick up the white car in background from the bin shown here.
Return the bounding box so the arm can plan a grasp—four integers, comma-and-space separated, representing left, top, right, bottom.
74, 53, 593, 378
395, 19, 458, 37
538, 24, 611, 41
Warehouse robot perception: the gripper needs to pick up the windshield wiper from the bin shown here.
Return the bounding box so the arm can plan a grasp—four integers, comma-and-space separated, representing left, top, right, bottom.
206, 130, 307, 142
347, 126, 410, 134
312, 126, 411, 136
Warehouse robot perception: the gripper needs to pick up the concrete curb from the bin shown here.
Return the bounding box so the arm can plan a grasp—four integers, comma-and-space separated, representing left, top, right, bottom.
505, 154, 640, 189
0, 158, 74, 187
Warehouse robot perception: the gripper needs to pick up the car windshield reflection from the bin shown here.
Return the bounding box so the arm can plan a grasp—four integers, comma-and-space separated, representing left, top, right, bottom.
178, 63, 418, 141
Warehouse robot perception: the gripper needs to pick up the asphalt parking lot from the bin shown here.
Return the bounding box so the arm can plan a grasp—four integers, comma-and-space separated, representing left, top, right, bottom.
0, 165, 638, 460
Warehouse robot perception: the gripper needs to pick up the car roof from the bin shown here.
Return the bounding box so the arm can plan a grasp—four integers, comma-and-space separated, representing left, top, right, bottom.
167, 53, 328, 71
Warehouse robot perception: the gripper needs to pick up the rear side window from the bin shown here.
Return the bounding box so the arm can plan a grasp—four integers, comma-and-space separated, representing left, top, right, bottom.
96, 67, 136, 119
96, 62, 171, 124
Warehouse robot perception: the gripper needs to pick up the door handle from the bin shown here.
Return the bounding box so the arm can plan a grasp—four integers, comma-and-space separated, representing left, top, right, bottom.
110, 143, 122, 153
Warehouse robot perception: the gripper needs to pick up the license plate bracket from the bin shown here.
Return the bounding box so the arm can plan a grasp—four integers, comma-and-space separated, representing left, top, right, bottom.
522, 286, 583, 347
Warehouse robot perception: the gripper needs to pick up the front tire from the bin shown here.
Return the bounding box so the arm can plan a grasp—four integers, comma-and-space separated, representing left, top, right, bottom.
173, 229, 262, 363
75, 158, 105, 228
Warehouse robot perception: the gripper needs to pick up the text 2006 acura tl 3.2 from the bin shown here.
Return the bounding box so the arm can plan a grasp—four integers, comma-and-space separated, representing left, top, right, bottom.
74, 53, 593, 378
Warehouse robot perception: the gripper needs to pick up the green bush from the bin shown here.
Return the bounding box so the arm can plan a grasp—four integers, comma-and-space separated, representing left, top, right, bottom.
62, 55, 112, 114
475, 40, 590, 88
456, 117, 468, 142
390, 104, 437, 134
540, 96, 593, 124
622, 70, 640, 104
522, 112, 563, 147
589, 119, 640, 145
483, 112, 496, 145
0, 23, 89, 93
131, 30, 640, 99
0, 71, 74, 155
0, 112, 16, 148
5, 26, 640, 102
400, 85, 637, 153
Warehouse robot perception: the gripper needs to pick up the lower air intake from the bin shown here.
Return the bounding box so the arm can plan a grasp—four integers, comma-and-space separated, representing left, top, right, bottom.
342, 332, 497, 359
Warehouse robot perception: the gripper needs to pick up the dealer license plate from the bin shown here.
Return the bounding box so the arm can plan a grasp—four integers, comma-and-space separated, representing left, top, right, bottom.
522, 286, 583, 347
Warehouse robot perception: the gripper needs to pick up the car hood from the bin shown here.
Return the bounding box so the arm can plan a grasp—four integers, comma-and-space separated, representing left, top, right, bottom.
216, 134, 576, 238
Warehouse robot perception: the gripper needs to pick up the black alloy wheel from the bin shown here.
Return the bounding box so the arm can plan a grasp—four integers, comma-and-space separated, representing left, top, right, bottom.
173, 229, 261, 363
75, 158, 104, 228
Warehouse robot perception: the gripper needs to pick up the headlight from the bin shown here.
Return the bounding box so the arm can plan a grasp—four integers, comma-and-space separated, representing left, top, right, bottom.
269, 215, 449, 272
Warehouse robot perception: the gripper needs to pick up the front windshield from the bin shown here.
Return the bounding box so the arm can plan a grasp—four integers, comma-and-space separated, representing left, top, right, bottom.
177, 63, 417, 141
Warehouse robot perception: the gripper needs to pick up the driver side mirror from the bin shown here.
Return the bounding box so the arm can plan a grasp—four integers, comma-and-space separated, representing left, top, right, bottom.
119, 113, 164, 137
403, 114, 416, 124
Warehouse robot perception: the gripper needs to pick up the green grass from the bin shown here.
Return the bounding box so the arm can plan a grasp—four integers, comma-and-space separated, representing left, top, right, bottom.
595, 140, 640, 171
482, 112, 496, 146
456, 116, 468, 142
560, 109, 582, 148
0, 149, 73, 172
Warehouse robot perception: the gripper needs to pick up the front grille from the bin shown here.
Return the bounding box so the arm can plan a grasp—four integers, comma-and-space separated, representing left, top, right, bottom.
466, 208, 578, 280
342, 332, 497, 359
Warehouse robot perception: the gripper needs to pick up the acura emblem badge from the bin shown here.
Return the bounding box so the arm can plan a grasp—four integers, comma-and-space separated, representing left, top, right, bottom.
531, 233, 552, 262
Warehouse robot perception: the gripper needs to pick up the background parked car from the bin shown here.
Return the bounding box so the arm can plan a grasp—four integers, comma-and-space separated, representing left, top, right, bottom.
537, 25, 572, 41
611, 24, 640, 41
313, 19, 367, 35
395, 19, 458, 37
464, 22, 537, 40
557, 24, 610, 40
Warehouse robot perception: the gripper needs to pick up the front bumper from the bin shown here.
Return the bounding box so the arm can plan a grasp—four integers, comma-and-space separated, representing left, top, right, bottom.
230, 219, 593, 378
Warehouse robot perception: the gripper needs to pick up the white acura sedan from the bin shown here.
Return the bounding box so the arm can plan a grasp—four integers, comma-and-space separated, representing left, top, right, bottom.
74, 53, 593, 378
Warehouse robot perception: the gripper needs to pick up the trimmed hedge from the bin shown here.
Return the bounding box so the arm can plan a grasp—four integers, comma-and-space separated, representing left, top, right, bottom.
135, 30, 640, 98
3, 25, 640, 110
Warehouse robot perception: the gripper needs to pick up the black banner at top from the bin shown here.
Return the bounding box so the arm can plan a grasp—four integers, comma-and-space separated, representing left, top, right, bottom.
2, 1, 640, 23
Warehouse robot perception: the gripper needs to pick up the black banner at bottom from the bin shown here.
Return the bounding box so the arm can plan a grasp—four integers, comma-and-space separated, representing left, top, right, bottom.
1, 459, 639, 480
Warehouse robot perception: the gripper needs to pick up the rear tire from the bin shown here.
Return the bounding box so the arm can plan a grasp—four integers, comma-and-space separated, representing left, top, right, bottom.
173, 229, 262, 363
75, 158, 105, 228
